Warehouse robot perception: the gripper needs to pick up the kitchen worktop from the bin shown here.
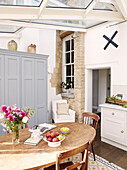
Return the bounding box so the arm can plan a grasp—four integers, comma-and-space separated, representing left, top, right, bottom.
99, 103, 127, 111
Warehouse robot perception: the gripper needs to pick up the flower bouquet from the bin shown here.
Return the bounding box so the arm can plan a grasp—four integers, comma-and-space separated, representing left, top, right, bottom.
0, 104, 35, 144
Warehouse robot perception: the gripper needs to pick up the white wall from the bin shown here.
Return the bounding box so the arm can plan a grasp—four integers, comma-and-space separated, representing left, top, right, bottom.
0, 37, 19, 50
85, 21, 127, 111
0, 28, 61, 122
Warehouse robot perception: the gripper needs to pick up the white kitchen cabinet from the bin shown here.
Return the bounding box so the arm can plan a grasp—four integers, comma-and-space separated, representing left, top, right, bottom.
100, 104, 127, 151
0, 49, 48, 136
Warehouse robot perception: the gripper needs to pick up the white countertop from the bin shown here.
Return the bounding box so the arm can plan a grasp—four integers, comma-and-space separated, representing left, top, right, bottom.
99, 103, 127, 111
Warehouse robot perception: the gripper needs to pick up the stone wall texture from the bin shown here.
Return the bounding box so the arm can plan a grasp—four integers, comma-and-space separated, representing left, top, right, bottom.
62, 32, 85, 122
50, 30, 62, 95
50, 31, 85, 122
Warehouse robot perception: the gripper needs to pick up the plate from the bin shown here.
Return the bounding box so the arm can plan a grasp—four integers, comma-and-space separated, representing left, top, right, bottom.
43, 135, 65, 147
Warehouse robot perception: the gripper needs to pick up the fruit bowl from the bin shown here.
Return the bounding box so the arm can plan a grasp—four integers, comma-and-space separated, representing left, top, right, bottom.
43, 135, 65, 147
60, 127, 69, 134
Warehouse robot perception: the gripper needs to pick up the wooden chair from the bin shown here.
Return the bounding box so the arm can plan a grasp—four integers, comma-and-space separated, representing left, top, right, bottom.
44, 142, 89, 170
82, 112, 100, 161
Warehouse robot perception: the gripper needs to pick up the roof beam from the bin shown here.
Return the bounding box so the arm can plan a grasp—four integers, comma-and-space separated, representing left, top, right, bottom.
115, 0, 127, 19
0, 20, 87, 32
38, 0, 50, 19
0, 5, 124, 21
83, 0, 98, 17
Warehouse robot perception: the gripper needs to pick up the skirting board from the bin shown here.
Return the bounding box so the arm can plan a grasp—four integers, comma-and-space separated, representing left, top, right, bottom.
101, 137, 127, 151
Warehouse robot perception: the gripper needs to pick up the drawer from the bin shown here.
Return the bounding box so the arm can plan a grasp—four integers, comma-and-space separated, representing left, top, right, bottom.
103, 108, 125, 120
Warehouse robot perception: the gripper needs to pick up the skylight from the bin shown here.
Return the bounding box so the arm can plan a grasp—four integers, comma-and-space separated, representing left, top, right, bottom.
0, 25, 21, 33
47, 0, 93, 9
0, 0, 42, 7
0, 0, 125, 34
32, 20, 105, 29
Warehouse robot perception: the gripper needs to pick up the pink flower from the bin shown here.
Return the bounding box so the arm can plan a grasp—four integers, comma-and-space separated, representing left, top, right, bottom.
28, 112, 31, 120
8, 106, 12, 112
1, 105, 7, 112
5, 112, 9, 119
15, 109, 20, 113
21, 112, 26, 118
8, 114, 14, 121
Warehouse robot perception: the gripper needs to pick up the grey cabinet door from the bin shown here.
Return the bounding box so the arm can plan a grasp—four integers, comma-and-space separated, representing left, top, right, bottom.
22, 57, 35, 127
5, 56, 20, 106
0, 55, 4, 107
35, 59, 47, 124
0, 55, 5, 136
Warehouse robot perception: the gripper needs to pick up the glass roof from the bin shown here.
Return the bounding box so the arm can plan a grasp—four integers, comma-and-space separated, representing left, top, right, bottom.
47, 0, 93, 9
0, 25, 21, 33
32, 20, 105, 29
94, 2, 113, 11
0, 0, 42, 7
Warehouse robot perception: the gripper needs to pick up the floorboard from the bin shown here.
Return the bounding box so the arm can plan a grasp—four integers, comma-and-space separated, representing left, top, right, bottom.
94, 125, 127, 170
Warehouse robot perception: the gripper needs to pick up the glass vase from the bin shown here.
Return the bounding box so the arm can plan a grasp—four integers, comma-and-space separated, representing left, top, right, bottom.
12, 126, 19, 144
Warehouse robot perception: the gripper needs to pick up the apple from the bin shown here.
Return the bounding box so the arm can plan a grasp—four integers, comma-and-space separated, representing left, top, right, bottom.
47, 137, 52, 142
50, 131, 53, 134
57, 135, 63, 141
46, 132, 51, 138
55, 132, 59, 136
50, 132, 56, 138
52, 137, 58, 142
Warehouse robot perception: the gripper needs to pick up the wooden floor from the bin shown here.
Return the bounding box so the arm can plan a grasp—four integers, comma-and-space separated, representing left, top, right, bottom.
94, 124, 127, 170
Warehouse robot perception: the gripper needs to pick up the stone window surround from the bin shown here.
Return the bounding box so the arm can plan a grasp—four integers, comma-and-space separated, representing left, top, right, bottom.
50, 30, 85, 122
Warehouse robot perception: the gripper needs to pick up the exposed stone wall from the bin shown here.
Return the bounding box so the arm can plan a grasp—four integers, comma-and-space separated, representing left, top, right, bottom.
50, 30, 62, 95
62, 32, 85, 122
50, 31, 75, 95
50, 30, 85, 122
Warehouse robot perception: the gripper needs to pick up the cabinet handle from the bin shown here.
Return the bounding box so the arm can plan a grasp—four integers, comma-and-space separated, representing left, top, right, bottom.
112, 112, 115, 115
121, 130, 124, 133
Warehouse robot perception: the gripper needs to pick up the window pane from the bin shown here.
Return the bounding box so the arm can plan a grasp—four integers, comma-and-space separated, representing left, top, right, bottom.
65, 40, 70, 52
66, 65, 71, 76
71, 52, 74, 63
72, 77, 74, 88
66, 53, 70, 64
72, 65, 74, 76
66, 77, 71, 83
71, 39, 74, 50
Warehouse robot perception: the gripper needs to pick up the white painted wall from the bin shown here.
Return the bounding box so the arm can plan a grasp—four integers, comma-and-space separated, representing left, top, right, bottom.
85, 21, 127, 111
0, 37, 19, 50
0, 28, 61, 122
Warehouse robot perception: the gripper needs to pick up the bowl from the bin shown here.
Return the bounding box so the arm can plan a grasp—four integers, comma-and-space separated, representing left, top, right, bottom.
43, 135, 65, 147
60, 127, 69, 134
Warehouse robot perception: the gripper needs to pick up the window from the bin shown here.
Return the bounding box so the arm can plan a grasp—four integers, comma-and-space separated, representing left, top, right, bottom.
63, 35, 74, 88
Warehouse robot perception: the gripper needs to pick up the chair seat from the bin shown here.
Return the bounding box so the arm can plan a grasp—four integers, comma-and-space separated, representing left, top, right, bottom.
44, 161, 78, 170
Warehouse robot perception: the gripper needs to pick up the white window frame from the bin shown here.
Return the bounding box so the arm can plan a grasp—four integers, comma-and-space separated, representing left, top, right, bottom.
62, 34, 74, 89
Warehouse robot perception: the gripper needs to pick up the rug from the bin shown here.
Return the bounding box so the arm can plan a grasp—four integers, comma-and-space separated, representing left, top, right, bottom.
40, 153, 124, 170
71, 153, 124, 170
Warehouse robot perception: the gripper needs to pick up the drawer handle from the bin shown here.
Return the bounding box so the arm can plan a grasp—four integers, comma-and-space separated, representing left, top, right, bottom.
112, 112, 115, 115
121, 130, 124, 133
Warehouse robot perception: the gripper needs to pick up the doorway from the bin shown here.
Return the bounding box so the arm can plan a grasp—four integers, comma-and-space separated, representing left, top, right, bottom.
92, 68, 111, 113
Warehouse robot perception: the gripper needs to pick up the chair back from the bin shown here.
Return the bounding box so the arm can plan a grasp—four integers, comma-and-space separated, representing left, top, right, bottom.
56, 142, 89, 170
82, 112, 100, 130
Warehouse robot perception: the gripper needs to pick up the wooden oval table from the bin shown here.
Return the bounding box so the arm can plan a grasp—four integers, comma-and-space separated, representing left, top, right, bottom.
0, 122, 96, 170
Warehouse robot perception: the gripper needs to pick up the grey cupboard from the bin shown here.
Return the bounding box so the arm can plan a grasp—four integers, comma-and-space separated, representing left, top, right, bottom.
0, 49, 48, 136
